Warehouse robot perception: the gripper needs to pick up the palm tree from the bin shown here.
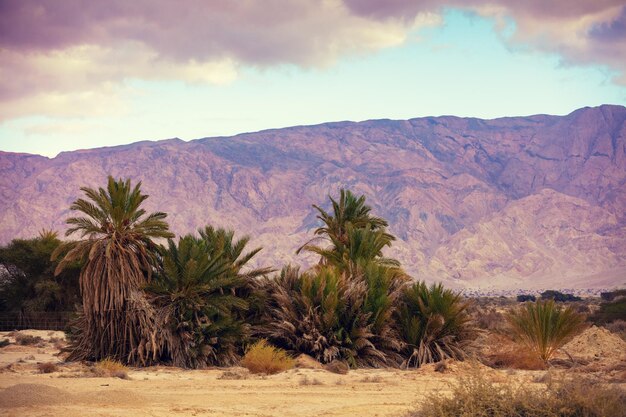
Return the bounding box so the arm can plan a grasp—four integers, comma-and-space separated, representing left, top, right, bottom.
54, 176, 174, 365
305, 224, 399, 270
396, 282, 475, 367
147, 235, 249, 368
506, 300, 585, 362
297, 189, 395, 257
257, 265, 389, 367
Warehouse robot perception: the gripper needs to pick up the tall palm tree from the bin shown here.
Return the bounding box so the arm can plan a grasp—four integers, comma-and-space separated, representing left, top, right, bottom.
296, 189, 395, 257
54, 176, 174, 365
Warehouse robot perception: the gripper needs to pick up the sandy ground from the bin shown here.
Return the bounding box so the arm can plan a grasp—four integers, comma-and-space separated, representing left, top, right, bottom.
0, 329, 622, 417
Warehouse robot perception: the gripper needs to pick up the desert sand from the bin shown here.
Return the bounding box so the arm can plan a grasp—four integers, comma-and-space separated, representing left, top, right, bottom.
0, 329, 624, 417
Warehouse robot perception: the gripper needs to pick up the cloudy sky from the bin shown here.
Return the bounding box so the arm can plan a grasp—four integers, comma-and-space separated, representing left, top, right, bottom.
1, 0, 625, 157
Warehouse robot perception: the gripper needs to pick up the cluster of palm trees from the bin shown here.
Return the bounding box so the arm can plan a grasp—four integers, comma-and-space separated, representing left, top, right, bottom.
54, 177, 475, 368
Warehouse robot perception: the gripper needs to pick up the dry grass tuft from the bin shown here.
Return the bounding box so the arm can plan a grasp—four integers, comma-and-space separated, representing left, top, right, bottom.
37, 362, 59, 374
360, 375, 383, 383
241, 340, 295, 375
92, 358, 129, 379
299, 375, 323, 385
14, 333, 43, 346
406, 371, 626, 417
218, 369, 249, 380
604, 320, 626, 341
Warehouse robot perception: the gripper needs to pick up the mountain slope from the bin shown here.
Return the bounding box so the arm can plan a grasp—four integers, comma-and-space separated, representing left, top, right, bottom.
1, 105, 625, 289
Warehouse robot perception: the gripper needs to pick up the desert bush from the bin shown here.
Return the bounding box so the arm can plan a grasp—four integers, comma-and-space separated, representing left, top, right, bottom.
516, 294, 536, 302
540, 290, 581, 302
591, 294, 626, 324
407, 372, 626, 417
324, 360, 349, 374
603, 319, 626, 341
14, 333, 43, 345
37, 362, 58, 373
299, 375, 323, 385
92, 358, 129, 379
506, 300, 585, 362
396, 282, 475, 367
600, 289, 626, 301
240, 340, 294, 375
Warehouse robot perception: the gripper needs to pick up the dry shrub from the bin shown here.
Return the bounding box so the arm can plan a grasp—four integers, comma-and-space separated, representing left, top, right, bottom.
360, 375, 383, 383
0, 339, 9, 348
477, 333, 546, 370
241, 340, 294, 375
15, 334, 43, 346
37, 362, 59, 374
299, 375, 323, 385
604, 320, 626, 341
92, 358, 129, 379
218, 369, 249, 380
407, 372, 626, 417
324, 360, 349, 374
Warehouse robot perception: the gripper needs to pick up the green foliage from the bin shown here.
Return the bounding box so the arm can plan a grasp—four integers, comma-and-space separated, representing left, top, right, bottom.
0, 230, 80, 314
257, 265, 390, 367
396, 282, 474, 367
540, 290, 581, 302
54, 176, 174, 365
147, 230, 264, 368
591, 290, 626, 324
297, 188, 395, 258
506, 300, 586, 362
408, 371, 626, 417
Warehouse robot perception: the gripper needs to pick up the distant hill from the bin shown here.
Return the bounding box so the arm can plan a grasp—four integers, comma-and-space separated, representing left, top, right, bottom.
2, 105, 625, 290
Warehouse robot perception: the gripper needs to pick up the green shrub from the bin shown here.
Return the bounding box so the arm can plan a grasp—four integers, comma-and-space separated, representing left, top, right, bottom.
396, 282, 474, 367
591, 293, 626, 324
540, 290, 581, 302
147, 233, 256, 368
407, 372, 626, 417
506, 300, 585, 362
240, 340, 294, 374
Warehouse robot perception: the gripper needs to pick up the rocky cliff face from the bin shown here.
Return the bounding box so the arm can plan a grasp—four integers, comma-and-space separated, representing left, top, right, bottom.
1, 105, 625, 289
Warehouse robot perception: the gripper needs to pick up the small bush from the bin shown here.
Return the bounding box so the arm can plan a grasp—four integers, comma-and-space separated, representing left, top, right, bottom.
241, 340, 294, 375
299, 375, 323, 385
407, 372, 626, 417
516, 294, 536, 302
324, 360, 349, 374
591, 296, 626, 324
540, 290, 581, 302
14, 334, 43, 346
601, 289, 626, 302
38, 362, 58, 373
92, 359, 129, 379
603, 320, 626, 341
0, 339, 10, 348
507, 300, 585, 362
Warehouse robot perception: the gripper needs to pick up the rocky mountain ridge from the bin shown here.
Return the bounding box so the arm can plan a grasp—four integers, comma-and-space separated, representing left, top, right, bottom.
1, 105, 625, 289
